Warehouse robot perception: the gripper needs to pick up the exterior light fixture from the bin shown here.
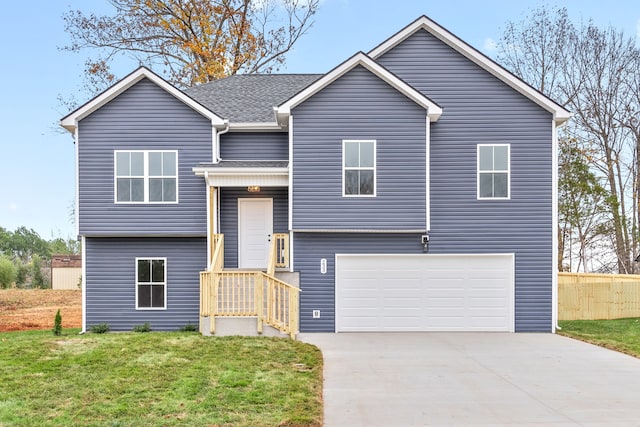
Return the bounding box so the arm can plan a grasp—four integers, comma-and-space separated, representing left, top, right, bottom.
247, 186, 261, 193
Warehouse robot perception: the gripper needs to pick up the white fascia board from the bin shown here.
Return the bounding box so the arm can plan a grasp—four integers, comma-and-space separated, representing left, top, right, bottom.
228, 122, 284, 131
369, 16, 571, 125
60, 67, 226, 132
275, 52, 442, 123
193, 167, 288, 176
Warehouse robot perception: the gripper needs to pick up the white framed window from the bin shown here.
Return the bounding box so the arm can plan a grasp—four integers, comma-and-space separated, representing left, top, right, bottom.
115, 150, 178, 203
135, 257, 167, 310
477, 144, 510, 199
343, 140, 376, 197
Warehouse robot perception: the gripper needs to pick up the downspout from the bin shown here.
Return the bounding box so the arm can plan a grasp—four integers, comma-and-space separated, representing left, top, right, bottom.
215, 120, 230, 163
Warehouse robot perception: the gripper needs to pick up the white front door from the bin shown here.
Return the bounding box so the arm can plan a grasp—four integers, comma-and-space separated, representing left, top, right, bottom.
238, 198, 273, 268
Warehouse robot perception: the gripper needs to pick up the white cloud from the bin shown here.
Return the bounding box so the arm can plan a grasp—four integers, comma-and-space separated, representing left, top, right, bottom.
8, 203, 17, 212
483, 37, 498, 53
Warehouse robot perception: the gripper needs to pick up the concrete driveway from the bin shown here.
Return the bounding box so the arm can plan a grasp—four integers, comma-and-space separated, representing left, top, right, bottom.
300, 333, 640, 426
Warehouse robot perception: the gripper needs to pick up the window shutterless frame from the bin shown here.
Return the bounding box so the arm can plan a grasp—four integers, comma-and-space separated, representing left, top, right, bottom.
135, 257, 167, 310
114, 150, 179, 204
477, 144, 510, 200
342, 140, 376, 197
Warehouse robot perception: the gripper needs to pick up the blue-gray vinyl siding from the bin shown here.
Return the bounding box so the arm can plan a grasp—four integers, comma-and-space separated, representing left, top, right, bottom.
85, 237, 206, 330
219, 187, 289, 268
377, 29, 554, 332
291, 65, 427, 231
220, 132, 288, 160
77, 78, 210, 236
294, 233, 424, 332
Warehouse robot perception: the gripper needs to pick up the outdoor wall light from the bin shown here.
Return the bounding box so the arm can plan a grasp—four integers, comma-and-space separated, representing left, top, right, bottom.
421, 234, 430, 252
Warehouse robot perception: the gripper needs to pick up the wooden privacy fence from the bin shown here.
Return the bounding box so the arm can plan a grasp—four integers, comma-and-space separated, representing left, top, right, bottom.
558, 272, 640, 320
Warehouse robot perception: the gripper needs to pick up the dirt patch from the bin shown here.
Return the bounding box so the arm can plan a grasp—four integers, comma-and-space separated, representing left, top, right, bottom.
0, 289, 81, 332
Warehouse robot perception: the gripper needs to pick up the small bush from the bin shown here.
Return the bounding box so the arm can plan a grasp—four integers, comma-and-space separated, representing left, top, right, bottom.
180, 322, 198, 332
0, 257, 16, 289
89, 323, 110, 334
133, 322, 151, 333
52, 309, 62, 336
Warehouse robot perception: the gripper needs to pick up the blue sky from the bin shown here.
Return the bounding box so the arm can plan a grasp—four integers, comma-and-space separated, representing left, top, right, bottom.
0, 0, 638, 240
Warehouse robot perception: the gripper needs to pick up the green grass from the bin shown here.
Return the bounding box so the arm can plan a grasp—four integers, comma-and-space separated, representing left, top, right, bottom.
558, 318, 640, 358
0, 329, 323, 426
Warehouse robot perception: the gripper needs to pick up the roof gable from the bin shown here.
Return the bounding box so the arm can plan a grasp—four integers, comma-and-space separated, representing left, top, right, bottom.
60, 67, 226, 132
369, 16, 571, 125
275, 52, 442, 126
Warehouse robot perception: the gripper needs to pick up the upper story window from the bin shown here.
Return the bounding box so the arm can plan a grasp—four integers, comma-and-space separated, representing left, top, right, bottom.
477, 144, 510, 199
136, 257, 166, 310
343, 140, 376, 197
115, 151, 178, 203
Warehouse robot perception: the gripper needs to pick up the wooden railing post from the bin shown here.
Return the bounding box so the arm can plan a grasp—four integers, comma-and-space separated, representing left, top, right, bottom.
256, 273, 264, 334
210, 272, 218, 335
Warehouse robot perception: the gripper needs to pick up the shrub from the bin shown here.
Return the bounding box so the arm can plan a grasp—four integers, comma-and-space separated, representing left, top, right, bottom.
89, 323, 110, 334
0, 257, 15, 289
14, 262, 28, 287
180, 322, 198, 332
133, 322, 151, 333
52, 309, 62, 336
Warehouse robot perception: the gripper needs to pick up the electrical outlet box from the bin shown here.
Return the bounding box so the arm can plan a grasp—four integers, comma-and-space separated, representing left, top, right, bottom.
312, 310, 321, 319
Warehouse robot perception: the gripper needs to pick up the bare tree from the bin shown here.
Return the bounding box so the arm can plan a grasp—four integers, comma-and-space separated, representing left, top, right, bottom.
497, 6, 576, 105
497, 6, 640, 273
565, 23, 639, 272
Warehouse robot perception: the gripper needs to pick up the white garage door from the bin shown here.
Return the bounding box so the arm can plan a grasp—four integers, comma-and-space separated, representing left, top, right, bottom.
335, 254, 514, 332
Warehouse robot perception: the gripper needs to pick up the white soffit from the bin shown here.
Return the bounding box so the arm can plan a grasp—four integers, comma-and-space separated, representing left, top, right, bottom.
275, 52, 443, 125
193, 166, 289, 187
369, 16, 571, 125
60, 67, 226, 132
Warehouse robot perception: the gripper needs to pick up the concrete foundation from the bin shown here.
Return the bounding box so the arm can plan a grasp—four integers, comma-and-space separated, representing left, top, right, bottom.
199, 316, 291, 338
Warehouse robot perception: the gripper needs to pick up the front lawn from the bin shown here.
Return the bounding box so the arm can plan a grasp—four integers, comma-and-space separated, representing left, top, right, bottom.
0, 329, 322, 426
558, 318, 640, 358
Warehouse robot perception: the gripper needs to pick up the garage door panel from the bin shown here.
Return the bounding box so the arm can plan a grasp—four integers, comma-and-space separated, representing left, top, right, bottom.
336, 254, 514, 332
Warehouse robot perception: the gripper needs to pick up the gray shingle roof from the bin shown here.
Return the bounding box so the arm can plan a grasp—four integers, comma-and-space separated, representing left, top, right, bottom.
185, 74, 321, 123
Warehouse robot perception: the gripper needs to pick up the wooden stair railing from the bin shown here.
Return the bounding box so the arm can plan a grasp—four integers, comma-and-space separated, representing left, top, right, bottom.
200, 233, 299, 338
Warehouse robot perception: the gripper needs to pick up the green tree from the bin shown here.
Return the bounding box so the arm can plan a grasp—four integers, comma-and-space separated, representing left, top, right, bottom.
9, 227, 50, 261
49, 237, 80, 255
0, 256, 16, 289
0, 227, 12, 257
558, 135, 609, 271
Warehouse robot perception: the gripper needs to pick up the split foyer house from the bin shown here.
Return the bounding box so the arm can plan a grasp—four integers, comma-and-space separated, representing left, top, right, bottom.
61, 16, 570, 336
